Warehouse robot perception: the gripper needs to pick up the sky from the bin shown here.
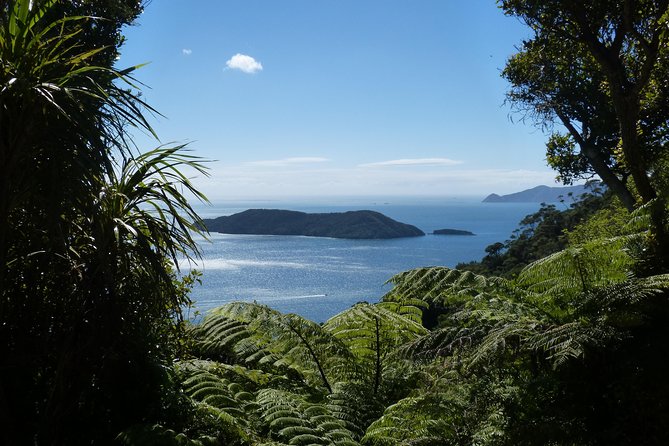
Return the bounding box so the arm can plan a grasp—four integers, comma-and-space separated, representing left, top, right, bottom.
119, 0, 562, 200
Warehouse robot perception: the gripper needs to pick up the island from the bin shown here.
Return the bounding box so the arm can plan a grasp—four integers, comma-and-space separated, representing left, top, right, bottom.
482, 182, 601, 203
433, 228, 475, 236
202, 209, 425, 239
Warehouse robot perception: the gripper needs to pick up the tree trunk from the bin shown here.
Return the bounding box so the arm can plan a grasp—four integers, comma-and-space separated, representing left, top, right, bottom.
558, 114, 637, 211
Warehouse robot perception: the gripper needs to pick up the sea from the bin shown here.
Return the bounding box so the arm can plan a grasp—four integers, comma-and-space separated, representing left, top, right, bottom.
182, 197, 543, 322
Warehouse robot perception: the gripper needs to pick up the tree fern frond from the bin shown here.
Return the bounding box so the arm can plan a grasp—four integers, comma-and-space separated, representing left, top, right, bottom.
196, 315, 251, 358
180, 368, 252, 425
398, 326, 487, 360
377, 299, 425, 325
577, 274, 669, 328
324, 303, 426, 393
256, 389, 359, 446
199, 303, 354, 392
517, 238, 632, 300
327, 381, 382, 439
361, 396, 444, 446
384, 267, 509, 307
526, 320, 620, 368
117, 424, 219, 446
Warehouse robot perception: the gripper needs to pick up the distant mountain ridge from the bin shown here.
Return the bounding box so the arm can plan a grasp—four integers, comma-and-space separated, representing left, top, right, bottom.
202, 209, 425, 239
483, 183, 600, 203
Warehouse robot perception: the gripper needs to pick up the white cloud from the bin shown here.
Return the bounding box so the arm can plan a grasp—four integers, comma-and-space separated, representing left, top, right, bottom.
358, 158, 463, 168
245, 157, 330, 167
182, 48, 192, 56
226, 53, 263, 74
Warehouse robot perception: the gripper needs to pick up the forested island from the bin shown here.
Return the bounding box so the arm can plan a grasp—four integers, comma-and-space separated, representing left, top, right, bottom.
203, 209, 425, 239
433, 228, 475, 236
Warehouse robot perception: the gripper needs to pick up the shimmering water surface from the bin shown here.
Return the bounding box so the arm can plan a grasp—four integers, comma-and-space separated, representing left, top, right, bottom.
184, 197, 542, 322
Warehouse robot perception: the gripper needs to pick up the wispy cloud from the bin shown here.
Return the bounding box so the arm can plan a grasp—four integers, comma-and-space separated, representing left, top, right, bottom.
192, 161, 558, 200
225, 53, 263, 74
245, 157, 330, 167
358, 158, 463, 168
182, 48, 192, 56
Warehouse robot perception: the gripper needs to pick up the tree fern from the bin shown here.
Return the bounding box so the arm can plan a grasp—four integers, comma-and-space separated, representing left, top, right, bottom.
199, 302, 354, 393
256, 389, 359, 446
384, 267, 509, 307
326, 381, 386, 439
324, 303, 426, 394
361, 367, 516, 446
178, 365, 258, 442
516, 238, 632, 300
117, 424, 219, 446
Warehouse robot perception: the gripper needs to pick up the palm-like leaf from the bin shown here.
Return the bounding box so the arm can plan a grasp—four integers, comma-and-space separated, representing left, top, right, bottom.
1, 3, 211, 442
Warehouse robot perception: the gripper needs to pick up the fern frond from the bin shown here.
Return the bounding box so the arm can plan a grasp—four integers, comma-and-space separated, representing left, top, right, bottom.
384, 267, 509, 307
256, 389, 359, 446
324, 303, 426, 393
199, 303, 354, 393
196, 315, 252, 358
180, 368, 253, 429
361, 396, 445, 446
517, 238, 632, 300
117, 424, 219, 446
398, 325, 487, 360
526, 321, 620, 368
327, 381, 384, 439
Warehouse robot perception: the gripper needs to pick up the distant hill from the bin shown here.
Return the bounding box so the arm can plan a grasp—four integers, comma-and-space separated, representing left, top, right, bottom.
202, 209, 425, 239
483, 183, 600, 203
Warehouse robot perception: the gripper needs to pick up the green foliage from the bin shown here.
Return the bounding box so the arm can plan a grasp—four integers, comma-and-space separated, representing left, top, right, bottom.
256, 389, 359, 446
458, 191, 614, 277
361, 371, 517, 446
117, 424, 219, 446
501, 0, 669, 213
0, 1, 209, 443
500, 0, 669, 266
170, 192, 669, 445
324, 303, 427, 394
379, 223, 669, 444
174, 300, 430, 445
7, 1, 669, 445
199, 302, 354, 393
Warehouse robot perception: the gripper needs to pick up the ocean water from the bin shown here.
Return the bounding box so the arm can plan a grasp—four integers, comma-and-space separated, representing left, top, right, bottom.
183, 197, 542, 322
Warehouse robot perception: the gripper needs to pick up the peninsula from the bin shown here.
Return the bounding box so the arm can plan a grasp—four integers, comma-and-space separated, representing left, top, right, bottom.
483, 183, 600, 203
202, 209, 425, 239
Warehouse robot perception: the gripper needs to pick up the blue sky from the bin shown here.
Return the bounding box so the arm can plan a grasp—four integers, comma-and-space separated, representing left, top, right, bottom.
120, 0, 560, 200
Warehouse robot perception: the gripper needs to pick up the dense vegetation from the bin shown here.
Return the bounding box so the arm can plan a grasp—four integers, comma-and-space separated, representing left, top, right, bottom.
2, 0, 669, 445
0, 1, 207, 444
457, 186, 615, 277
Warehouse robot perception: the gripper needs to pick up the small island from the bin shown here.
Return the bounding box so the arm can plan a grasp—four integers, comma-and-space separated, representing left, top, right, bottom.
433, 228, 475, 236
202, 209, 425, 239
